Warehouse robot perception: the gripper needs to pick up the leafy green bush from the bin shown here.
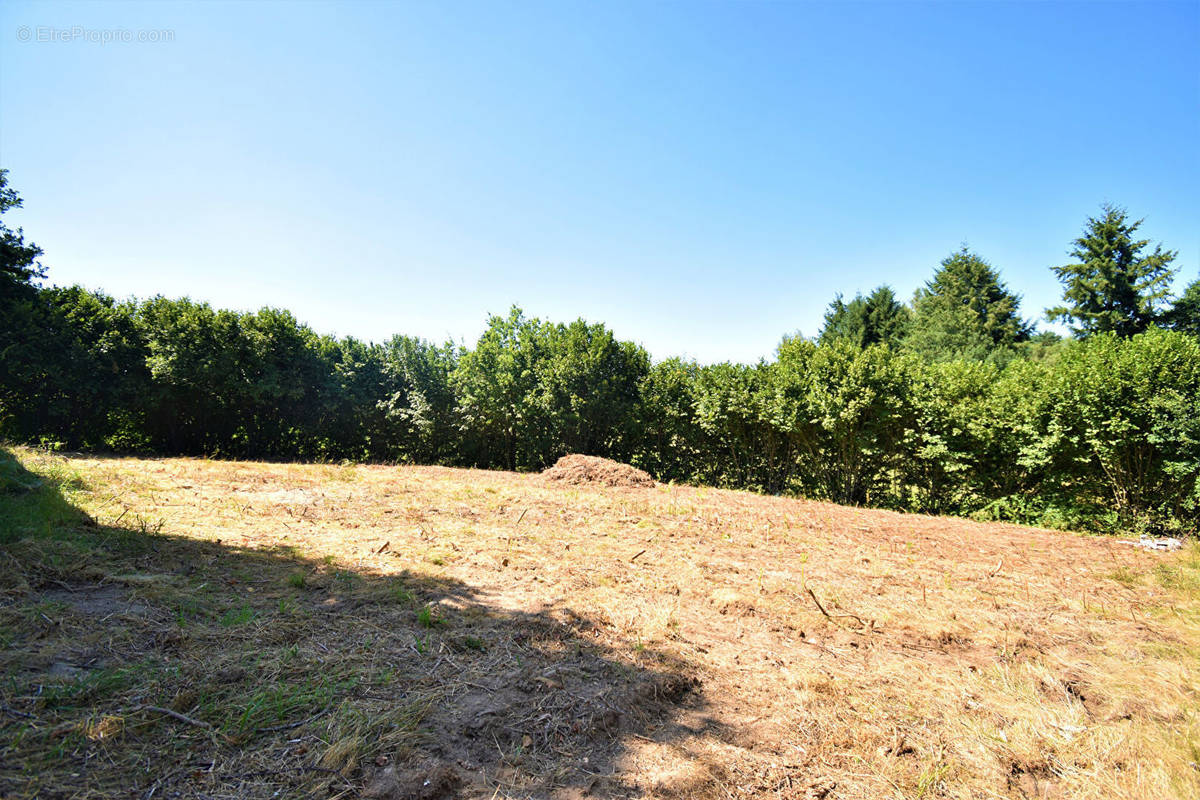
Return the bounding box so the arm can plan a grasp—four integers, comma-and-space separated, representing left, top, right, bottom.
1032, 330, 1200, 534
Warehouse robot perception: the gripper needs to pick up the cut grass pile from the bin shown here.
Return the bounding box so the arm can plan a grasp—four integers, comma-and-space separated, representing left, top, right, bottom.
0, 446, 1197, 799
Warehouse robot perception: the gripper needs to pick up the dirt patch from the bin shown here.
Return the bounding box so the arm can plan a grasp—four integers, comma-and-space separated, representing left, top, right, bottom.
362, 762, 460, 799
710, 587, 756, 617
542, 454, 655, 488
40, 584, 150, 618
45, 661, 94, 681
235, 488, 321, 505
1007, 758, 1060, 799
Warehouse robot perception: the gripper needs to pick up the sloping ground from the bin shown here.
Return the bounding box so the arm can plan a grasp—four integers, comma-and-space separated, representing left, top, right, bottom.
1, 449, 1197, 800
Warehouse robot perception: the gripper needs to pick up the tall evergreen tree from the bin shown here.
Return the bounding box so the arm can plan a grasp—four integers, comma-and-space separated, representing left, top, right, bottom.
1163, 278, 1200, 338
818, 294, 862, 345
1047, 205, 1177, 337
905, 247, 1030, 361
818, 285, 909, 348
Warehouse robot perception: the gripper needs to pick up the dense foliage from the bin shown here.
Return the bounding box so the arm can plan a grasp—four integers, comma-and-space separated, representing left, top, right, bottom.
818, 286, 909, 349
3, 171, 1198, 535
906, 248, 1031, 363
1048, 205, 1178, 338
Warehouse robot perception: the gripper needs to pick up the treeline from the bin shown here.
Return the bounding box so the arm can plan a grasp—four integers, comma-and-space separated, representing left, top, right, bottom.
2, 171, 1198, 535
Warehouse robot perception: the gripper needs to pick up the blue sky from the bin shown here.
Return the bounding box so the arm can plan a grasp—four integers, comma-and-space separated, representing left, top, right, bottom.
2, 0, 1197, 363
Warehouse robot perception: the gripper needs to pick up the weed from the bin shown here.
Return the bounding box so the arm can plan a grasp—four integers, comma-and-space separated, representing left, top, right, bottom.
226, 673, 355, 735
332, 570, 358, 592
1155, 547, 1200, 595
174, 596, 208, 625
39, 663, 149, 712
417, 604, 444, 629
220, 604, 255, 627
916, 763, 950, 797
1108, 565, 1140, 587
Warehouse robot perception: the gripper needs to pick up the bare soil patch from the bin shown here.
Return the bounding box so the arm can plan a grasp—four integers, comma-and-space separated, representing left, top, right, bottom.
542, 454, 655, 488
40, 584, 150, 618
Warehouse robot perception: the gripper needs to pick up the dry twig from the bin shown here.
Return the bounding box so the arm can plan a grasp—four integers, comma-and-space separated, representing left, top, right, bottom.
804, 586, 872, 630
129, 704, 212, 730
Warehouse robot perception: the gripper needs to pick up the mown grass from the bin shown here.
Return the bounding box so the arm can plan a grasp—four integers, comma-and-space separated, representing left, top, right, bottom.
2, 446, 1199, 799
1155, 546, 1200, 594
0, 448, 437, 798
0, 448, 89, 544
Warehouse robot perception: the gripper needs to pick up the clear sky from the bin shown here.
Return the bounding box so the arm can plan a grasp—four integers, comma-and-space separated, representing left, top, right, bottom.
2, 1, 1197, 363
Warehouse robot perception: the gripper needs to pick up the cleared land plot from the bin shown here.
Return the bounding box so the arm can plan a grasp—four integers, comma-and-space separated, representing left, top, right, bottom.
1, 449, 1198, 799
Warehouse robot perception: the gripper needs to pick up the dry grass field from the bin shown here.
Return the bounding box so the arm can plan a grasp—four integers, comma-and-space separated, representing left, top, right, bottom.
1, 447, 1198, 800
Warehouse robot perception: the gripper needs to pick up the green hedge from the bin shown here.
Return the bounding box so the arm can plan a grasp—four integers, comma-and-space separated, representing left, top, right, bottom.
4, 288, 1198, 535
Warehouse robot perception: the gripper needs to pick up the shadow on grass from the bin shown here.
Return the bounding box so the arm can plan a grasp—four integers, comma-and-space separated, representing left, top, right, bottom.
0, 449, 720, 799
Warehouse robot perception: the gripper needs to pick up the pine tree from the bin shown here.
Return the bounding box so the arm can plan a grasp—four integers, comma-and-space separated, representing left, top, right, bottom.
862, 286, 909, 346
1047, 204, 1177, 337
905, 247, 1030, 361
818, 286, 909, 349
1164, 277, 1200, 337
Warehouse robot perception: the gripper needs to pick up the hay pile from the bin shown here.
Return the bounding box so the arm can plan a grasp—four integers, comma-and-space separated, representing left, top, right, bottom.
542, 454, 655, 488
